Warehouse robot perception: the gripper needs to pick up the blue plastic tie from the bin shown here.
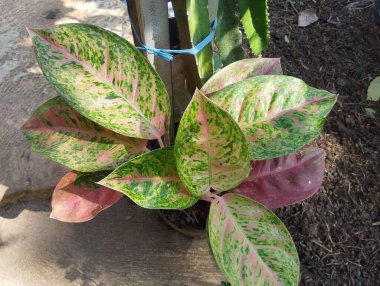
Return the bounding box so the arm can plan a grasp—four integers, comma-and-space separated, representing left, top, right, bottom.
120, 0, 217, 61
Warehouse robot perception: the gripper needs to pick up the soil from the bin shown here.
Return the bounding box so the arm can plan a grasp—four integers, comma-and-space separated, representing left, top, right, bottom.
163, 1, 380, 285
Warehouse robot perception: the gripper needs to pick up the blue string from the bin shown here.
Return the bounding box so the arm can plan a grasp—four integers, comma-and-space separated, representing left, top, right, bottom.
120, 0, 217, 61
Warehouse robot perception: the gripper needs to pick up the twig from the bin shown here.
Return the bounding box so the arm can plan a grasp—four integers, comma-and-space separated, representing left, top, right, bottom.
157, 210, 205, 239
322, 252, 341, 260
347, 260, 363, 268
324, 221, 336, 245
311, 239, 333, 253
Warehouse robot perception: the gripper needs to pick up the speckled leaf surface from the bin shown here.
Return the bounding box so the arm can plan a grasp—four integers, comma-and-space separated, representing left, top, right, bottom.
215, 0, 244, 67
186, 0, 213, 83
51, 171, 123, 223
202, 58, 282, 94
208, 193, 299, 286
237, 0, 269, 55
210, 75, 337, 159
21, 96, 148, 172
232, 147, 326, 209
174, 89, 250, 197
29, 24, 170, 139
99, 147, 197, 209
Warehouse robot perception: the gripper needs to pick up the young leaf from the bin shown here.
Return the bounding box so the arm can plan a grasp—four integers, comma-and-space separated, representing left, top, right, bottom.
174, 89, 250, 197
186, 0, 214, 83
232, 147, 326, 209
28, 24, 170, 140
210, 75, 337, 159
237, 0, 269, 55
21, 96, 148, 172
99, 147, 197, 210
208, 194, 299, 286
202, 58, 282, 94
51, 171, 123, 223
215, 0, 244, 67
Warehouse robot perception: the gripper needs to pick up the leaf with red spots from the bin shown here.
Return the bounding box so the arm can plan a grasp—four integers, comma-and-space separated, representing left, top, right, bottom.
29, 24, 170, 139
210, 75, 336, 159
21, 96, 147, 172
99, 147, 198, 210
208, 194, 299, 285
174, 89, 250, 197
231, 147, 326, 209
202, 58, 282, 94
51, 171, 123, 223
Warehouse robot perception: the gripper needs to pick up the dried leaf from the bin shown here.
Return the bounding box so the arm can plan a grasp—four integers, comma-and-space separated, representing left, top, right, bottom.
298, 9, 319, 27
367, 76, 380, 101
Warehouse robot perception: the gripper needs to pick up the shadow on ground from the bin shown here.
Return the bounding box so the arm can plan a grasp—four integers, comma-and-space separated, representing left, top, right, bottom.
0, 197, 222, 286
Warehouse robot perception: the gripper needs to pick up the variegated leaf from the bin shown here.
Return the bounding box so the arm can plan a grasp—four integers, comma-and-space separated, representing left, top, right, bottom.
210, 75, 337, 159
51, 171, 123, 223
99, 147, 197, 209
208, 194, 299, 286
186, 0, 214, 83
237, 0, 269, 56
174, 89, 250, 197
29, 24, 170, 139
232, 147, 326, 209
21, 96, 148, 172
215, 0, 244, 67
202, 58, 282, 94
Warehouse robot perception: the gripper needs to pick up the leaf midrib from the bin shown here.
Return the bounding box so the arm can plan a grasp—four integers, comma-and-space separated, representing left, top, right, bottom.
249, 150, 321, 181
218, 197, 297, 284
35, 31, 161, 138
240, 94, 336, 126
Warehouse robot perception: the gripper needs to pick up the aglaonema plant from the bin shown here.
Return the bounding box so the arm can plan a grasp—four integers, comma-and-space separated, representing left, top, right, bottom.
22, 24, 336, 285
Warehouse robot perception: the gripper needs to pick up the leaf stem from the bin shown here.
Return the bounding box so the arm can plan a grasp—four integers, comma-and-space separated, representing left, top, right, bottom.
157, 136, 165, 148
200, 191, 220, 203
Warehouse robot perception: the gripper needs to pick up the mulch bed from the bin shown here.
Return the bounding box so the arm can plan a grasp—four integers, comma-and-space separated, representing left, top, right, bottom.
163, 1, 380, 284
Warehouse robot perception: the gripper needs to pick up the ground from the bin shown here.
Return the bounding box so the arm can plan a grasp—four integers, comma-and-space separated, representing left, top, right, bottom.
266, 1, 379, 285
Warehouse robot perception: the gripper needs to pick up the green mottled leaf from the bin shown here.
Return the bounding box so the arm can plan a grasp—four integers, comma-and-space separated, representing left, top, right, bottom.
21, 96, 147, 172
210, 75, 337, 159
29, 24, 170, 140
174, 89, 250, 197
51, 171, 123, 223
215, 0, 244, 67
208, 194, 299, 286
237, 0, 269, 55
186, 0, 213, 83
99, 147, 197, 209
202, 58, 282, 94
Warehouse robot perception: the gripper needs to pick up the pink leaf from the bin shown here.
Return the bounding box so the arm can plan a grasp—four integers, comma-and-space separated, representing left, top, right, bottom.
231, 147, 325, 209
201, 58, 282, 94
51, 171, 123, 223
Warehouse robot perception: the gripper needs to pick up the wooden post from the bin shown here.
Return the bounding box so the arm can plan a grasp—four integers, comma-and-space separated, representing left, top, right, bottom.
128, 0, 175, 144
